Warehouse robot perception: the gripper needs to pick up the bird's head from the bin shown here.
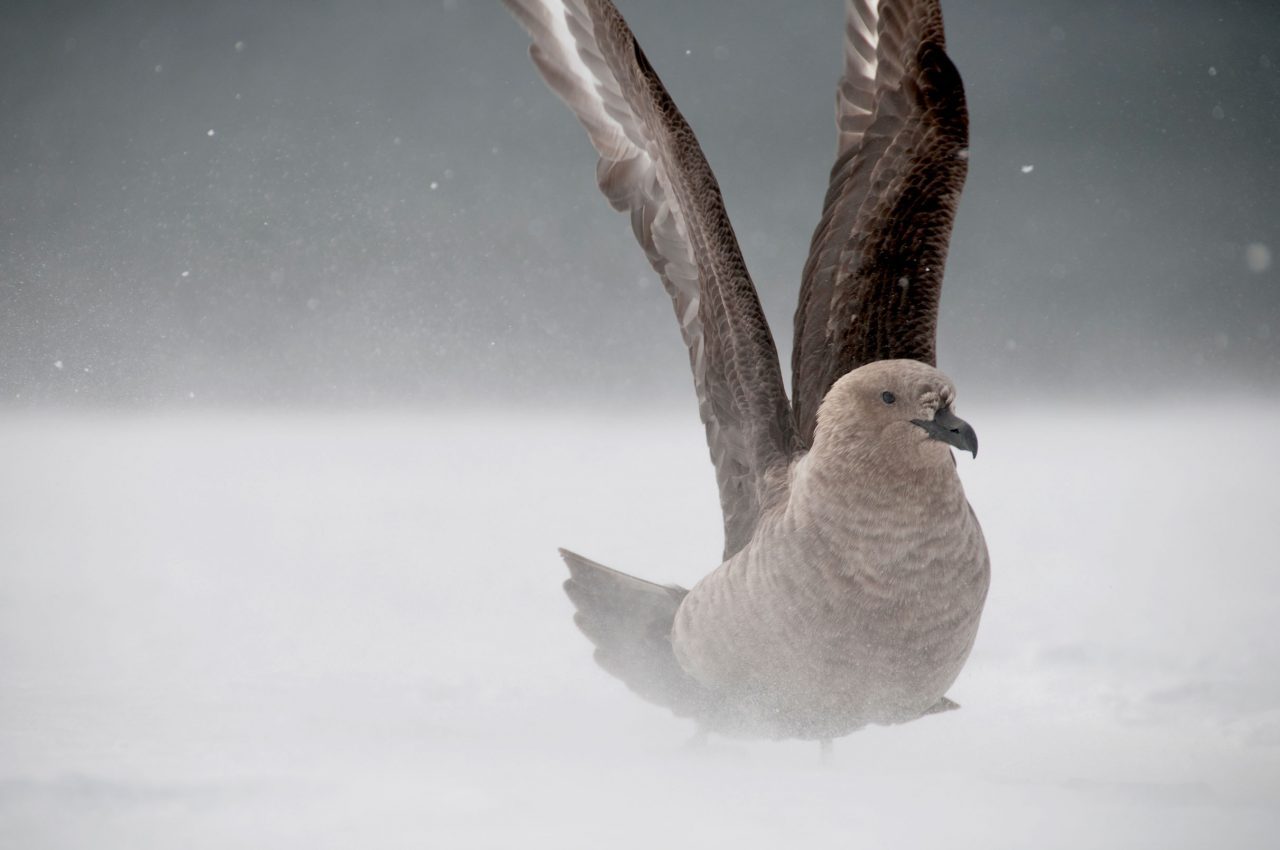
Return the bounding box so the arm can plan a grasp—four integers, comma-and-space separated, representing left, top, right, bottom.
812, 359, 977, 469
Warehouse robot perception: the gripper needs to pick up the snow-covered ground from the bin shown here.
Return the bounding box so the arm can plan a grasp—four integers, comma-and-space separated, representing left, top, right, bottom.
1, 403, 1277, 848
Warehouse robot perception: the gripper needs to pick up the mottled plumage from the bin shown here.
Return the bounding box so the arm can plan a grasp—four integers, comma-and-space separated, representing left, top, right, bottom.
503, 0, 988, 742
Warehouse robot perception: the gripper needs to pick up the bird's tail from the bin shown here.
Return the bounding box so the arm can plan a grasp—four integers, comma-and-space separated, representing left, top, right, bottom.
559, 548, 713, 718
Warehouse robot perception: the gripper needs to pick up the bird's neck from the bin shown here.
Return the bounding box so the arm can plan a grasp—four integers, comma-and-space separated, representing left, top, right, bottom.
785, 442, 965, 532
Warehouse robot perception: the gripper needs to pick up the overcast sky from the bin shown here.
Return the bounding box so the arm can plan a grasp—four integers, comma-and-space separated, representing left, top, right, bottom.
2, 0, 1277, 407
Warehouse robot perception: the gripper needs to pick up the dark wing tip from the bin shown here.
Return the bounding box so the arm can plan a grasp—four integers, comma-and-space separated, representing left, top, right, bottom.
913, 41, 968, 128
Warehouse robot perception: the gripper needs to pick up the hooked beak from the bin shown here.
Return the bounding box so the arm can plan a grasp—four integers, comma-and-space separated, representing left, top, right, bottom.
911, 406, 978, 457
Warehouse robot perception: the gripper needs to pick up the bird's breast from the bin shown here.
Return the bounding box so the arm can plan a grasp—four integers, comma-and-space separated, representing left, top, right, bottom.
671, 464, 989, 737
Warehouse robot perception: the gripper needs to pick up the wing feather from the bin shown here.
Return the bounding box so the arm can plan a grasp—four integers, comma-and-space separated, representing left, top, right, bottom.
792, 0, 968, 445
505, 0, 797, 558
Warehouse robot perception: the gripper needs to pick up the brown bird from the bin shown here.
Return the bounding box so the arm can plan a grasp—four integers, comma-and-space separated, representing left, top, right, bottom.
503, 0, 989, 746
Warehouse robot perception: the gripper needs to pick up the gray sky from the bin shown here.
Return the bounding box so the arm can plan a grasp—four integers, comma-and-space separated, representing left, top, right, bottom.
2, 0, 1278, 406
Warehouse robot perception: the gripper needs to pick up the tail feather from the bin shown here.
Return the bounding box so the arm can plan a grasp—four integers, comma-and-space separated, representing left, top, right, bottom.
559, 548, 713, 718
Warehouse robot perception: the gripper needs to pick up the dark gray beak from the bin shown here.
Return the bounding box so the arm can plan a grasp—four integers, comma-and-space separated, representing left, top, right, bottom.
911, 406, 978, 457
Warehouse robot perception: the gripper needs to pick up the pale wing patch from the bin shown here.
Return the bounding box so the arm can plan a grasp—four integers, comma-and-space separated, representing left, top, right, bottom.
537, 0, 598, 95
836, 0, 885, 155
845, 0, 881, 84
519, 1, 694, 256
512, 1, 638, 162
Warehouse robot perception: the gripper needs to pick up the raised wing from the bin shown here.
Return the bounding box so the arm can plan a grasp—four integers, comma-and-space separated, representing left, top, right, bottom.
504, 0, 797, 559
791, 0, 969, 445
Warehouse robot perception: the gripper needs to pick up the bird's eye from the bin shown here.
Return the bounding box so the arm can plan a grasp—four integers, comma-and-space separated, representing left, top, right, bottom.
881, 391, 896, 405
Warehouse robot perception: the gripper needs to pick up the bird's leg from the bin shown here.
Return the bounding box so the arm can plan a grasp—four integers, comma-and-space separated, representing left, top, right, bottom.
819, 738, 834, 763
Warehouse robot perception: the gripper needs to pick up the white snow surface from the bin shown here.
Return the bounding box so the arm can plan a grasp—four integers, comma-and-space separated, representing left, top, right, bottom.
1, 404, 1278, 848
